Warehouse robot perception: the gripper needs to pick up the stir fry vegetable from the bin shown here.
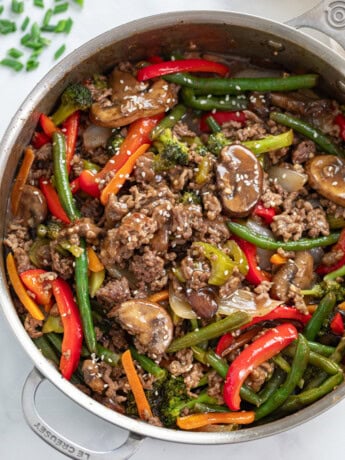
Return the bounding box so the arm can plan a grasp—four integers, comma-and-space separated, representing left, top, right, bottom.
6, 49, 345, 432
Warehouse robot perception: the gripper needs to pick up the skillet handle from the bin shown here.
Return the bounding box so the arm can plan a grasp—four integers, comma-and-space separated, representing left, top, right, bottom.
22, 368, 144, 460
286, 0, 345, 50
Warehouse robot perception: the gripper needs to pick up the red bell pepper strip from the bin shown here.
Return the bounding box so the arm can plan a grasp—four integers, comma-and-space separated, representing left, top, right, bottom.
330, 312, 344, 335
79, 115, 162, 197
20, 269, 53, 307
137, 58, 229, 82
215, 332, 234, 356
62, 111, 80, 173
39, 113, 59, 137
252, 203, 276, 225
70, 177, 81, 194
31, 131, 50, 149
200, 111, 246, 132
335, 113, 345, 141
316, 228, 345, 275
52, 277, 83, 380
148, 55, 164, 64
39, 178, 71, 224
223, 323, 298, 411
232, 236, 271, 285
243, 305, 311, 330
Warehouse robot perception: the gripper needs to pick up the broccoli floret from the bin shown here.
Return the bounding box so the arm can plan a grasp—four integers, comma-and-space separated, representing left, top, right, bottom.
301, 280, 345, 302
146, 375, 218, 428
180, 191, 201, 205
153, 128, 189, 172
207, 132, 230, 156
107, 130, 124, 154
51, 83, 92, 125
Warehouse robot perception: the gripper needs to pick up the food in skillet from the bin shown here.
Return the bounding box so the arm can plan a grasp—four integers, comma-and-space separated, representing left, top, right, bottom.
5, 53, 345, 431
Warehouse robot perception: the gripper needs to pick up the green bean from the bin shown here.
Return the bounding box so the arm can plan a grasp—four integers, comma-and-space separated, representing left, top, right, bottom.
34, 336, 60, 367
304, 293, 336, 341
285, 345, 341, 375
52, 131, 97, 353
46, 332, 89, 357
150, 104, 187, 140
272, 354, 291, 374
164, 73, 318, 95
52, 132, 80, 220
327, 216, 345, 229
255, 334, 309, 420
97, 344, 120, 367
330, 335, 345, 364
258, 368, 286, 403
227, 221, 340, 251
307, 341, 335, 357
270, 112, 345, 158
130, 347, 167, 379
280, 372, 344, 414
324, 263, 345, 282
167, 311, 250, 352
181, 87, 247, 112
194, 403, 230, 413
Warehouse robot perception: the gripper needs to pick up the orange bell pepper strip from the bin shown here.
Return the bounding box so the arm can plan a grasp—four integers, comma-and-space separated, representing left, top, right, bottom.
20, 269, 53, 307
78, 115, 162, 198
121, 349, 153, 420
11, 147, 35, 215
148, 290, 169, 303
39, 113, 59, 137
270, 253, 288, 265
6, 253, 45, 321
87, 247, 104, 272
100, 143, 150, 205
176, 411, 255, 430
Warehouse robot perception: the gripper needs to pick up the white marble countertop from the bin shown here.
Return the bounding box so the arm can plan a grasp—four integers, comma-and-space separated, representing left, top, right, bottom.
1, 1, 344, 459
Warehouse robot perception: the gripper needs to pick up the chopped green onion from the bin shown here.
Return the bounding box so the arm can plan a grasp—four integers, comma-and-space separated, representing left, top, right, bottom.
11, 0, 24, 14
31, 22, 41, 40
8, 48, 23, 59
54, 19, 66, 32
0, 58, 24, 72
21, 16, 30, 31
53, 2, 69, 14
41, 24, 55, 32
0, 6, 4, 15
64, 17, 73, 34
42, 8, 53, 26
34, 0, 44, 7
0, 19, 16, 34
26, 55, 39, 71
73, 0, 84, 5
54, 43, 66, 60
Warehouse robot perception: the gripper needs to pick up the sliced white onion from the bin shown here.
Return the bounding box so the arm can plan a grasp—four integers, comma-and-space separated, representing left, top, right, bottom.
169, 284, 197, 319
269, 166, 307, 193
218, 289, 283, 317
82, 124, 112, 150
246, 219, 274, 270
246, 218, 274, 238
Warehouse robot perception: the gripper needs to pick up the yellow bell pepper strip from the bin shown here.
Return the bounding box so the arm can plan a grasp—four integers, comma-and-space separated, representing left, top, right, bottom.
176, 411, 255, 430
42, 315, 64, 334
6, 253, 45, 321
11, 147, 35, 215
100, 143, 150, 205
193, 241, 248, 286
270, 253, 288, 265
87, 247, 104, 272
52, 277, 83, 381
223, 323, 298, 411
121, 349, 153, 420
89, 269, 105, 298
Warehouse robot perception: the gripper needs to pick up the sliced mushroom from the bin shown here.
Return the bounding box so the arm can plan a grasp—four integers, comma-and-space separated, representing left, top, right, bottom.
90, 70, 178, 128
115, 299, 173, 357
17, 185, 47, 227
216, 144, 263, 217
306, 155, 345, 207
186, 286, 218, 319
270, 92, 306, 115
271, 251, 314, 300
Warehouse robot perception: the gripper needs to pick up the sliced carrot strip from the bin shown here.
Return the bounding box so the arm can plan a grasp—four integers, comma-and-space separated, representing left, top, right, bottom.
121, 349, 153, 420
6, 253, 45, 321
270, 253, 287, 265
87, 247, 104, 272
100, 143, 150, 205
11, 147, 35, 215
338, 301, 345, 311
176, 411, 255, 430
148, 290, 169, 303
